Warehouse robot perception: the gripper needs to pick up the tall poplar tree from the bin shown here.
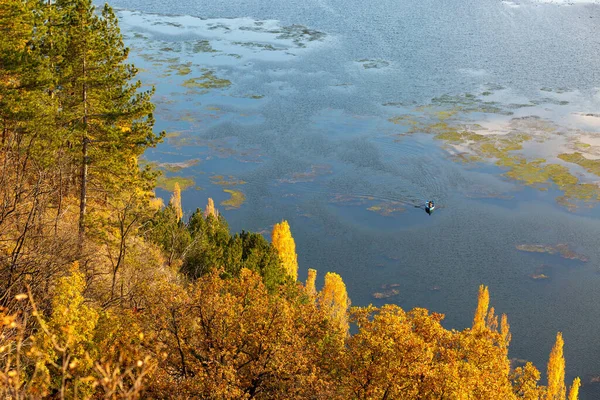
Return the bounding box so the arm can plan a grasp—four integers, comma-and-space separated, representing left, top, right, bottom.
319, 272, 349, 334
545, 332, 566, 400
170, 182, 183, 222
472, 284, 490, 331
271, 220, 298, 281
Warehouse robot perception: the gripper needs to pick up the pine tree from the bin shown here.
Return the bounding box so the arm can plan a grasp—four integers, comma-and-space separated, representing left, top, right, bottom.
53, 0, 162, 246
545, 332, 566, 400
271, 220, 298, 281
319, 272, 349, 333
170, 182, 183, 221
472, 284, 489, 331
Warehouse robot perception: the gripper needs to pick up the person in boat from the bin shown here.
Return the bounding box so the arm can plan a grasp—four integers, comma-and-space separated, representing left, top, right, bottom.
427, 201, 434, 210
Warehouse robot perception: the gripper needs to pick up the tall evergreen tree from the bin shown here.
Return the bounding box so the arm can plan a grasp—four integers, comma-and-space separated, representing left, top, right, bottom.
53, 0, 162, 246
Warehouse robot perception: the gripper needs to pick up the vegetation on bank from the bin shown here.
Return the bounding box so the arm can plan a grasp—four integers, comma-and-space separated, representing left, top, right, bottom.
0, 0, 581, 398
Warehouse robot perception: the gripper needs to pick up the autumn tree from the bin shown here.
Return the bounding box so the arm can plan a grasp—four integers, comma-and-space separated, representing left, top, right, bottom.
473, 284, 490, 331
144, 269, 340, 398
545, 332, 566, 400
204, 197, 217, 218
271, 220, 298, 281
511, 362, 543, 399
170, 182, 183, 222
319, 272, 349, 334
306, 268, 317, 298
568, 378, 580, 400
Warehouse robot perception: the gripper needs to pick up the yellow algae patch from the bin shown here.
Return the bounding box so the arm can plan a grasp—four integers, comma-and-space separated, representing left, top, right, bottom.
156, 176, 195, 191
221, 189, 245, 209
211, 175, 247, 186
558, 152, 600, 177
516, 244, 588, 262
278, 164, 332, 184
182, 71, 231, 90
435, 130, 487, 143
157, 159, 201, 172
367, 202, 405, 216
389, 115, 418, 125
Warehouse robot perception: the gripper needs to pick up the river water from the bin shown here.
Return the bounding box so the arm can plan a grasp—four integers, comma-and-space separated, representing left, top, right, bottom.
100, 0, 600, 396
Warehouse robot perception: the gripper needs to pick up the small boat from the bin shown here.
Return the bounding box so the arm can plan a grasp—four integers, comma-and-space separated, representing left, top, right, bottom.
426, 202, 435, 213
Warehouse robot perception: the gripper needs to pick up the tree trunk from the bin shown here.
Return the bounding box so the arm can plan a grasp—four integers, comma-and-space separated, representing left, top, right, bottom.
78, 54, 88, 250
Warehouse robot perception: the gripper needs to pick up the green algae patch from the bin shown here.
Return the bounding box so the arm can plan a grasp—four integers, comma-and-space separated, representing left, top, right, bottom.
574, 142, 592, 150
435, 130, 486, 143
385, 93, 600, 210
192, 40, 218, 53
545, 164, 578, 187
430, 93, 512, 115
156, 176, 195, 191
182, 71, 231, 90
157, 159, 201, 172
211, 175, 247, 186
240, 94, 264, 99
165, 131, 183, 139
516, 244, 588, 262
278, 165, 332, 184
504, 158, 550, 187
357, 59, 390, 69
372, 283, 400, 299
367, 202, 405, 216
451, 153, 482, 164
166, 62, 193, 76
558, 152, 600, 177
529, 265, 551, 281
389, 115, 418, 126
221, 189, 245, 209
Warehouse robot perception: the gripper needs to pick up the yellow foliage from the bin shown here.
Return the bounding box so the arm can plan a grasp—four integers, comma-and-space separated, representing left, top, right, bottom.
204, 197, 217, 218
501, 313, 511, 347
567, 377, 580, 400
32, 262, 99, 397
319, 272, 350, 334
271, 220, 298, 281
170, 182, 183, 221
511, 362, 543, 399
306, 268, 317, 298
546, 332, 566, 400
149, 195, 164, 211
473, 284, 490, 331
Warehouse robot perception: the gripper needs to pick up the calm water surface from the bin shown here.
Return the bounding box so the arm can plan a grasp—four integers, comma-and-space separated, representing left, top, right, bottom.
101, 0, 600, 396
